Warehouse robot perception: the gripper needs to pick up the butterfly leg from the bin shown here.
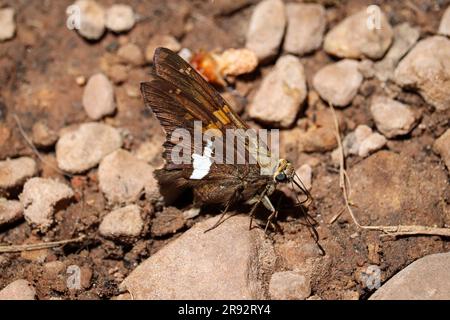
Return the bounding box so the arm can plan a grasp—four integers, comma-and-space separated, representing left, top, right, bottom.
204, 199, 232, 233
262, 195, 277, 233
247, 187, 271, 230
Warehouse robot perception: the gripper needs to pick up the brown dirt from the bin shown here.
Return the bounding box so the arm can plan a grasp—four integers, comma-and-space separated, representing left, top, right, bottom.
0, 0, 449, 300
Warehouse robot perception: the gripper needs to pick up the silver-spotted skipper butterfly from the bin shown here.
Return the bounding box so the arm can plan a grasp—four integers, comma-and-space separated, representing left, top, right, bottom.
141, 47, 312, 232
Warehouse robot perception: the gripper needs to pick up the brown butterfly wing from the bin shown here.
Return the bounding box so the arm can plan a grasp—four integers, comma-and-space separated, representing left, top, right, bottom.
140, 48, 270, 204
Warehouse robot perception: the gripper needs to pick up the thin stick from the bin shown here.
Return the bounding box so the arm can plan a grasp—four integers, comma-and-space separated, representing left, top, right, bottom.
329, 103, 450, 238
0, 236, 85, 253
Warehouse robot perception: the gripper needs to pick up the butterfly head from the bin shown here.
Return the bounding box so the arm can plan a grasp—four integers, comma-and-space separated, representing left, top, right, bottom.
273, 159, 294, 183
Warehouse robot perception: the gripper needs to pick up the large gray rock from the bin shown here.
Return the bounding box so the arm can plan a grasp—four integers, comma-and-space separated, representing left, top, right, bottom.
370, 253, 450, 300
245, 0, 286, 62
324, 8, 393, 59
120, 215, 276, 299
248, 55, 307, 127
394, 36, 450, 111
283, 3, 326, 56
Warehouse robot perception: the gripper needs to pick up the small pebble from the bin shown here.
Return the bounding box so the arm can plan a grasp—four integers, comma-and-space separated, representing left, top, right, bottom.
370, 96, 418, 138
269, 271, 311, 300
117, 43, 144, 66
283, 3, 326, 56
178, 48, 192, 62
358, 132, 386, 157
82, 73, 116, 120
324, 8, 393, 59
248, 55, 307, 127
0, 279, 36, 300
105, 4, 135, 33
433, 129, 450, 171
182, 207, 201, 220
75, 75, 86, 86
216, 48, 258, 77
438, 6, 450, 36
341, 125, 386, 158
151, 207, 186, 237
133, 139, 164, 167
245, 0, 286, 62
108, 64, 128, 84
0, 199, 23, 227
20, 178, 74, 231
31, 122, 58, 148
313, 59, 363, 107
99, 205, 144, 239
0, 8, 16, 42
56, 122, 123, 173
98, 149, 159, 204
145, 35, 181, 63
73, 0, 106, 40
0, 157, 37, 191
374, 23, 420, 82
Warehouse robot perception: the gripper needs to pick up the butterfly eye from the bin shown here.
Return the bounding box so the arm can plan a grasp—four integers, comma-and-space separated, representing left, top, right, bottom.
275, 172, 286, 182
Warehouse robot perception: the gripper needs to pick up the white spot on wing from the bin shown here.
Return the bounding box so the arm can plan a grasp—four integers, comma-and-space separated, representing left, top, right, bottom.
190, 140, 213, 180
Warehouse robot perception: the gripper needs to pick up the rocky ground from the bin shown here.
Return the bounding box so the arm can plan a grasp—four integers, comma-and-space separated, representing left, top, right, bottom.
0, 0, 449, 300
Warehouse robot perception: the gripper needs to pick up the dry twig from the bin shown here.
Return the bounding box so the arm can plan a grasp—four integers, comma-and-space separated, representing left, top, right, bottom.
0, 236, 85, 253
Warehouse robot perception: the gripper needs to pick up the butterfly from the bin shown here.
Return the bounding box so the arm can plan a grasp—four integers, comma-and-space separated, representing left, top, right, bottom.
140, 47, 311, 232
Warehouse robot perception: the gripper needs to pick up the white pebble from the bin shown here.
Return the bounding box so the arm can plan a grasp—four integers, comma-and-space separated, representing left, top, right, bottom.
82, 73, 116, 120
73, 0, 106, 40
56, 123, 123, 173
99, 205, 144, 239
20, 178, 74, 231
105, 4, 135, 33
0, 8, 16, 42
0, 157, 37, 191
